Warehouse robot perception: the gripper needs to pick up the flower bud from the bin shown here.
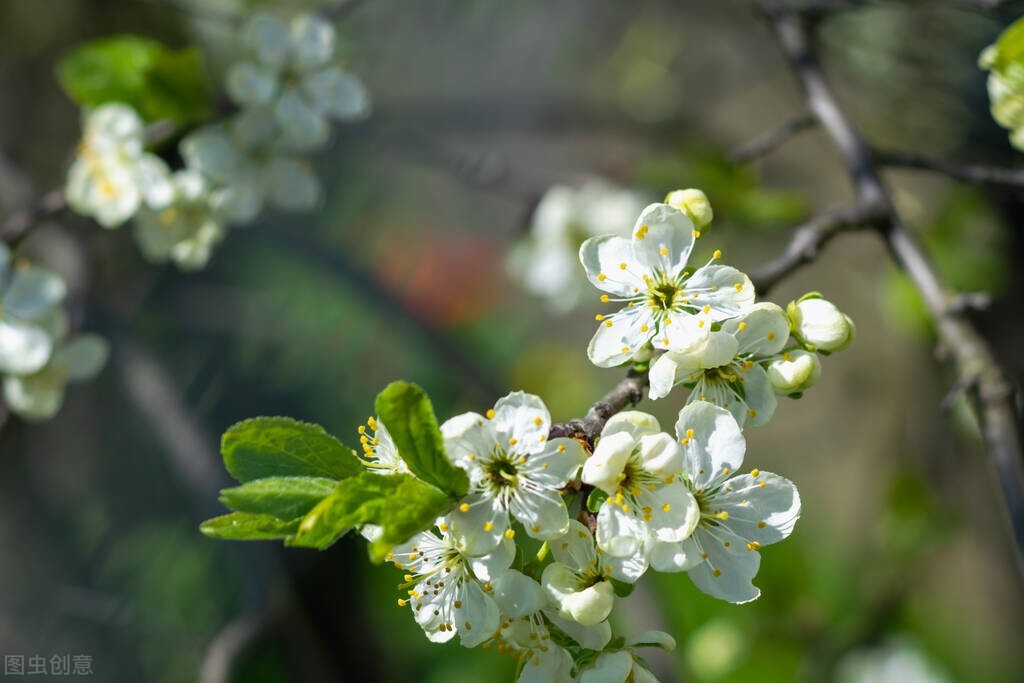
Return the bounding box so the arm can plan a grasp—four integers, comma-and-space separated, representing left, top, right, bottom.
582, 431, 633, 495
560, 580, 615, 626
787, 295, 855, 352
766, 350, 821, 395
665, 188, 713, 231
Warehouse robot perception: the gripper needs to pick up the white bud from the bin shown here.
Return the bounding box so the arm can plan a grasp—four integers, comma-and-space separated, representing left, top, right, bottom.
767, 350, 821, 395
665, 188, 713, 230
582, 431, 633, 495
788, 296, 855, 352
560, 580, 614, 626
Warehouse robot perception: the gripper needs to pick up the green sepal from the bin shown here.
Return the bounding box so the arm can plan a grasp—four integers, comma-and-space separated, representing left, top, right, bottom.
374, 381, 469, 499
610, 578, 635, 598
199, 512, 301, 541
221, 417, 363, 483
218, 476, 338, 521
586, 488, 608, 513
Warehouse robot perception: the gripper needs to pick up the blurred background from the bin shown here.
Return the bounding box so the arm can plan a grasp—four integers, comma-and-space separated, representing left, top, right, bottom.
1, 0, 1023, 681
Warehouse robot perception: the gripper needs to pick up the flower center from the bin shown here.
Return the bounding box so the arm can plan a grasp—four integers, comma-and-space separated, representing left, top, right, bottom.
485, 453, 520, 490
644, 274, 683, 313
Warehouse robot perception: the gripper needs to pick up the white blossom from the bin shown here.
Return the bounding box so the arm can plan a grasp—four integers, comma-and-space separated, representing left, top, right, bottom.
580, 202, 754, 368
442, 392, 586, 556
0, 245, 66, 375
133, 170, 225, 271
648, 402, 800, 604
766, 349, 821, 396
664, 188, 713, 231
581, 411, 700, 558
577, 631, 676, 683
648, 302, 791, 427
356, 415, 409, 475
787, 294, 855, 352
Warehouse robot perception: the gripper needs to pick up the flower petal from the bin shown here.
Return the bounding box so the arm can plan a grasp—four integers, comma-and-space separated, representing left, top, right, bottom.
587, 304, 656, 368
492, 391, 551, 453
684, 265, 755, 321
289, 13, 335, 71
0, 319, 52, 374
722, 302, 789, 356
738, 364, 777, 427
302, 67, 371, 120
541, 562, 581, 608
509, 487, 570, 540
636, 432, 682, 475
582, 431, 633, 495
454, 579, 499, 647
649, 535, 703, 573
468, 535, 516, 582
3, 373, 64, 422
274, 89, 330, 150
55, 335, 109, 381
242, 11, 292, 68
601, 545, 648, 583
4, 267, 66, 319
636, 481, 700, 543
448, 493, 507, 556
520, 438, 586, 488
713, 472, 800, 546
225, 60, 280, 107
688, 525, 761, 604
491, 569, 547, 617
546, 611, 612, 650
595, 500, 645, 557
647, 354, 678, 401
630, 202, 695, 275
264, 157, 321, 211
675, 401, 745, 490
579, 235, 647, 297
601, 410, 661, 440
581, 650, 633, 683
550, 519, 597, 571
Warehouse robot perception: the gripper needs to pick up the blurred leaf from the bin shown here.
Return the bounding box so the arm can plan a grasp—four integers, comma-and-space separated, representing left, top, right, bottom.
374, 381, 469, 498
287, 471, 452, 561
219, 476, 338, 520
222, 417, 364, 483
57, 35, 210, 122
986, 16, 1024, 71
199, 512, 301, 541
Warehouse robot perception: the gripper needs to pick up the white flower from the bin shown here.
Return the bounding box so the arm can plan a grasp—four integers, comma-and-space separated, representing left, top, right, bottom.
766, 349, 821, 396
581, 411, 699, 558
648, 302, 791, 427
180, 117, 321, 225
386, 520, 511, 647
648, 402, 800, 604
133, 170, 225, 271
580, 202, 754, 368
836, 638, 953, 683
508, 180, 649, 313
665, 188, 713, 231
356, 415, 409, 475
578, 632, 676, 683
787, 294, 855, 352
3, 310, 107, 422
226, 11, 370, 151
442, 392, 587, 556
65, 104, 172, 228
0, 246, 66, 375
541, 520, 646, 626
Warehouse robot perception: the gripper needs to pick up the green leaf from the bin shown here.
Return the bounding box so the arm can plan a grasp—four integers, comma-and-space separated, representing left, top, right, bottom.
219, 476, 338, 520
199, 512, 301, 541
373, 381, 469, 498
222, 417, 363, 483
57, 35, 210, 123
288, 471, 452, 561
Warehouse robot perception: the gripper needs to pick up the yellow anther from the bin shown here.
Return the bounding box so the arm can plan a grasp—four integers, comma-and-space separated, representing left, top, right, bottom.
621, 346, 630, 353
601, 294, 609, 303
662, 503, 671, 512
532, 524, 541, 533
783, 352, 791, 361
484, 521, 494, 532
621, 504, 630, 513
439, 522, 448, 532
747, 541, 761, 551
604, 320, 613, 328
598, 273, 607, 281
759, 481, 766, 488
702, 305, 710, 314
723, 541, 730, 547
640, 325, 649, 332
509, 438, 518, 445
734, 283, 743, 291
748, 409, 757, 418
713, 249, 722, 259
751, 468, 760, 477
698, 320, 705, 328
713, 568, 721, 577
368, 416, 378, 429
693, 230, 701, 238
757, 521, 767, 528
722, 468, 730, 475
557, 445, 566, 453
738, 322, 747, 331
486, 409, 496, 419
619, 262, 628, 270
454, 600, 463, 608
662, 337, 670, 345
595, 314, 605, 321
717, 511, 729, 520
459, 503, 470, 513
686, 428, 695, 438
357, 425, 366, 435
701, 552, 709, 559
397, 598, 408, 606
681, 438, 689, 445
505, 529, 516, 539
659, 246, 669, 256
533, 417, 543, 426
766, 332, 776, 341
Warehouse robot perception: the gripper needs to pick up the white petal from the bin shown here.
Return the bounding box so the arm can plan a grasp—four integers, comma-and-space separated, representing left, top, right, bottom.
490, 569, 547, 618
302, 67, 370, 120
492, 391, 551, 454
289, 13, 335, 71
3, 373, 64, 421
135, 155, 174, 209
520, 438, 586, 488
0, 320, 52, 374
582, 431, 633, 495
581, 651, 633, 683
230, 107, 279, 148
4, 266, 66, 319
517, 645, 574, 683
264, 157, 321, 211
688, 525, 761, 604
602, 545, 648, 583
55, 335, 108, 381
684, 266, 755, 321
448, 493, 507, 556
738, 364, 777, 427
439, 411, 487, 440
550, 519, 597, 571
242, 12, 292, 68
441, 416, 495, 478
652, 314, 708, 352
274, 89, 330, 150
541, 562, 581, 608
468, 536, 515, 582
647, 354, 678, 401
225, 60, 280, 107
625, 630, 677, 651
455, 579, 499, 648
509, 487, 569, 540
636, 433, 682, 475
579, 235, 647, 297
713, 472, 800, 546
601, 410, 661, 440
675, 402, 745, 490
630, 203, 695, 275
649, 536, 703, 573
595, 501, 645, 557
587, 305, 657, 367
545, 610, 612, 650
636, 482, 700, 543
722, 302, 790, 356
559, 580, 614, 626
180, 126, 241, 182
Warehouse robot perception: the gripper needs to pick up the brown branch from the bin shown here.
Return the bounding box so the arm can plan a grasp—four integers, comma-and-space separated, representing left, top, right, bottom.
749, 201, 885, 295
760, 0, 1024, 577
731, 113, 816, 163
549, 369, 649, 444
877, 150, 1024, 190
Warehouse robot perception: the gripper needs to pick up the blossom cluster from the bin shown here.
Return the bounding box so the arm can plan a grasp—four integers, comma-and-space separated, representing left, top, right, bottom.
0, 245, 107, 421
64, 11, 369, 271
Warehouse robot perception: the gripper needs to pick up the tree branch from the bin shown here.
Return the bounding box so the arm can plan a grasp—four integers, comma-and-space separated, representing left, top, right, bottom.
549, 369, 649, 444
749, 200, 885, 295
877, 150, 1024, 190
759, 0, 1024, 577
1, 188, 66, 245
731, 113, 816, 163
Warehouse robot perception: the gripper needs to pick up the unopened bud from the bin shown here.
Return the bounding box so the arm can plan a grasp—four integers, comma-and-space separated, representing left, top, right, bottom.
665, 188, 713, 231
560, 580, 614, 626
767, 350, 821, 395
787, 294, 855, 352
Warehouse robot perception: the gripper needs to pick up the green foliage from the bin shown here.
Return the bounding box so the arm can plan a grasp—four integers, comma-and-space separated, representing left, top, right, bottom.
984, 16, 1024, 71
219, 476, 338, 520
200, 512, 302, 541
288, 471, 452, 561
374, 381, 470, 498
56, 35, 210, 123
222, 417, 363, 482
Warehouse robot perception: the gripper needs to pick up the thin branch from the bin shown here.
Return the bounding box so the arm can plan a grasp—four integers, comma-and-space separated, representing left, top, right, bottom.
760, 0, 1024, 577
878, 150, 1024, 189
1, 188, 66, 245
731, 113, 816, 163
749, 201, 885, 295
550, 369, 649, 444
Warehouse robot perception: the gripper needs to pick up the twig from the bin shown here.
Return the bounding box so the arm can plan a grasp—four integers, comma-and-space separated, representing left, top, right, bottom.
1, 188, 66, 245
731, 113, 816, 163
550, 369, 649, 444
759, 0, 1024, 577
878, 150, 1024, 190
748, 201, 885, 295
